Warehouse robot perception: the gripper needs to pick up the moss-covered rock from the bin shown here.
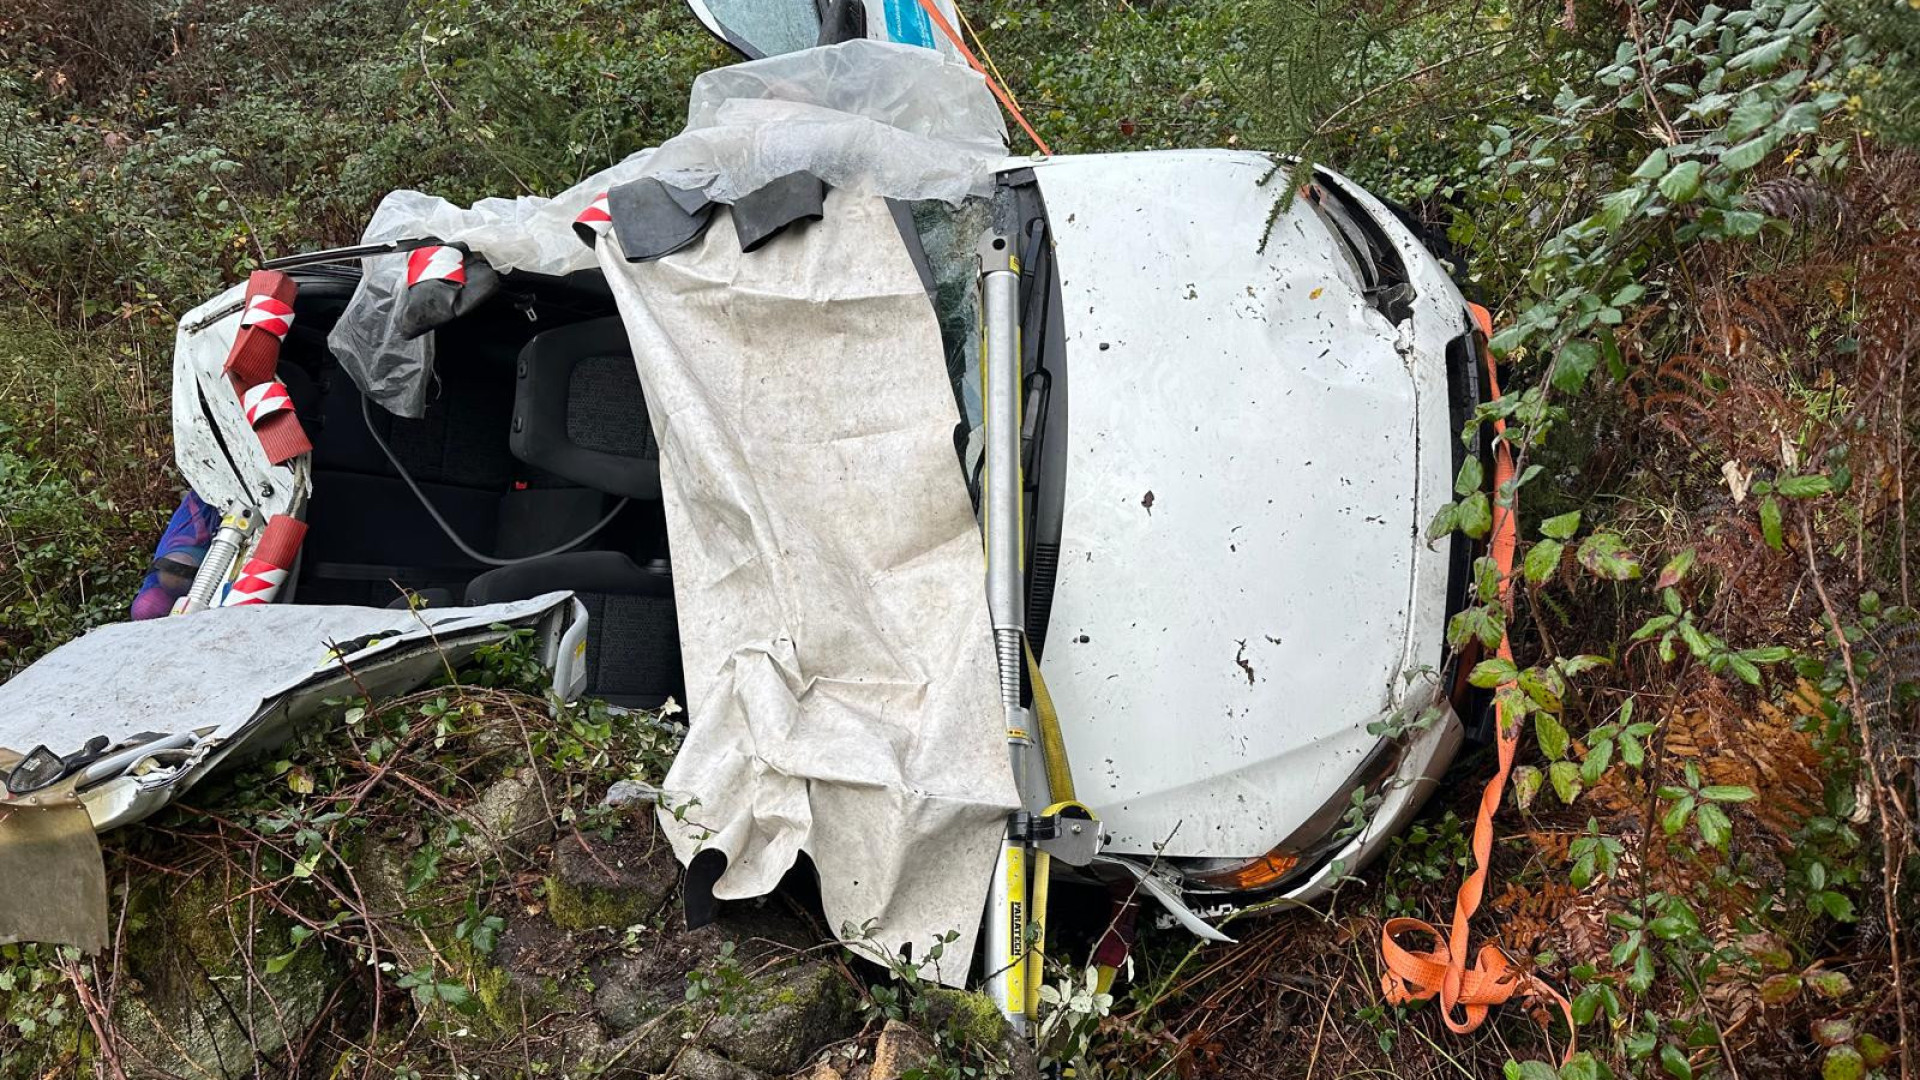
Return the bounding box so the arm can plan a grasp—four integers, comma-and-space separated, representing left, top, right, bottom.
111, 877, 341, 1079
356, 836, 579, 1041
921, 987, 1008, 1047
920, 987, 1038, 1079
595, 958, 858, 1077
458, 765, 557, 864
666, 1046, 772, 1080
545, 826, 679, 932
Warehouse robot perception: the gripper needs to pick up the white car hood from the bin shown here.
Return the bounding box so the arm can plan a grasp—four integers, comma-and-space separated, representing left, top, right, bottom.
1030, 151, 1457, 859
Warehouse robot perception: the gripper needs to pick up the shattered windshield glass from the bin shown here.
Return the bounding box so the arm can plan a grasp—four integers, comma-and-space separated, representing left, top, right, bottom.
689, 0, 820, 57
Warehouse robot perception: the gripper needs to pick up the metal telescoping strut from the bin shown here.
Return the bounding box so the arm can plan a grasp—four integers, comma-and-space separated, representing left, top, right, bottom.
976, 226, 1121, 1032
182, 507, 255, 613
977, 229, 1037, 1034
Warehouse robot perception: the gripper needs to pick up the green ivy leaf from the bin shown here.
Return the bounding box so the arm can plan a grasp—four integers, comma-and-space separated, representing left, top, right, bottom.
1630, 147, 1670, 180
1655, 547, 1697, 589
1489, 324, 1529, 357
1549, 759, 1583, 803
1457, 491, 1493, 538
1470, 658, 1520, 688
1728, 34, 1793, 72
1524, 539, 1564, 584
1456, 455, 1485, 497
1628, 940, 1656, 993
1620, 728, 1645, 767
1520, 666, 1566, 712
1721, 131, 1778, 172
1776, 473, 1833, 497
1760, 494, 1784, 550
1553, 339, 1601, 393
1598, 185, 1646, 231
1535, 711, 1570, 760
1817, 890, 1857, 921
1540, 510, 1582, 540
1513, 764, 1543, 811
1726, 98, 1778, 139
1695, 801, 1732, 849
1559, 1053, 1605, 1076
1577, 532, 1643, 580
1662, 794, 1697, 835
1701, 784, 1756, 802
1679, 618, 1712, 658
1807, 970, 1854, 1000
1823, 1046, 1866, 1080
1658, 160, 1703, 202
1476, 555, 1504, 602
1448, 603, 1507, 651
1580, 736, 1614, 785
1632, 613, 1677, 641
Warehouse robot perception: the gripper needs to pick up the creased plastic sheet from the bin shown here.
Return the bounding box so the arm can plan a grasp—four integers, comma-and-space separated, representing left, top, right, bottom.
650, 40, 1007, 205
326, 153, 656, 417
330, 39, 1006, 418
597, 190, 1017, 985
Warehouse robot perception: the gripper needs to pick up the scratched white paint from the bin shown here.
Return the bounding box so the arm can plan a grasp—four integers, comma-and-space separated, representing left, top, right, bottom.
171, 285, 305, 521
1030, 151, 1463, 859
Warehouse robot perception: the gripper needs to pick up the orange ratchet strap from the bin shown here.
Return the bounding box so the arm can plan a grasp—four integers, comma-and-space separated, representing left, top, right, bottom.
1378, 303, 1576, 1061
912, 0, 1053, 155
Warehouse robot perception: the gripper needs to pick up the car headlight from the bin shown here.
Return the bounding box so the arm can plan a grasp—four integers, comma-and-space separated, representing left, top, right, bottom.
1175, 738, 1404, 895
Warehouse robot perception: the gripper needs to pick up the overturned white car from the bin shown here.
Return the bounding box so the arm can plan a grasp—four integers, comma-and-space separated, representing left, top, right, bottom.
0, 4, 1492, 1032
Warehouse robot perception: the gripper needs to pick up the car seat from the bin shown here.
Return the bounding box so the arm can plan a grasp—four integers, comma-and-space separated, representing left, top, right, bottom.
464, 551, 683, 709
467, 318, 685, 708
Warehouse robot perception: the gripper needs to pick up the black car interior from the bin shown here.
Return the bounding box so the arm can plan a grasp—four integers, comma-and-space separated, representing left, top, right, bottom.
268, 189, 1027, 714
275, 266, 683, 709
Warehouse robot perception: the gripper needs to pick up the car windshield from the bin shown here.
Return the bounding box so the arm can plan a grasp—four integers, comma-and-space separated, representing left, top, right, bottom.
686, 0, 819, 57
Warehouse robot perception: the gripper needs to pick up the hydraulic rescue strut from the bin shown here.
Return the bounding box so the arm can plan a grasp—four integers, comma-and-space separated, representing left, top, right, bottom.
977, 231, 1103, 1032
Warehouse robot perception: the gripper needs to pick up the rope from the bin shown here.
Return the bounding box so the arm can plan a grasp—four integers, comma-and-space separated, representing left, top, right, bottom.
913, 0, 1053, 155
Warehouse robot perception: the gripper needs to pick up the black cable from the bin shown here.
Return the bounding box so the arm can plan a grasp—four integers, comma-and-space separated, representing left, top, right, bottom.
361, 395, 628, 567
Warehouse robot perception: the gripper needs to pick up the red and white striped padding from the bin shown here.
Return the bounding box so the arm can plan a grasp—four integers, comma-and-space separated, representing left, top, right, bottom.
241, 380, 293, 427
239, 294, 295, 340
224, 270, 312, 465
221, 514, 307, 607
406, 245, 467, 287
572, 192, 612, 245
222, 561, 288, 606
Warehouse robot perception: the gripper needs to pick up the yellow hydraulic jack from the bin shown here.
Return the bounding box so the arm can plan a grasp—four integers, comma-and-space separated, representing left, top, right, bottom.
977, 232, 1104, 1034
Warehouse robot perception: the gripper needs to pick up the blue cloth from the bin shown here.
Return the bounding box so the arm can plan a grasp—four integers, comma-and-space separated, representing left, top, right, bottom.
131, 491, 219, 620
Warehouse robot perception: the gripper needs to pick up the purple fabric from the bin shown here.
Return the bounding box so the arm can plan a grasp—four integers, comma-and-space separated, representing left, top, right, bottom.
131, 491, 220, 620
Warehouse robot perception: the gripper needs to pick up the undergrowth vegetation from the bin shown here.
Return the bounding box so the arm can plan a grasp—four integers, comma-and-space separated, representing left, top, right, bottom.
2, 1, 1917, 1079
